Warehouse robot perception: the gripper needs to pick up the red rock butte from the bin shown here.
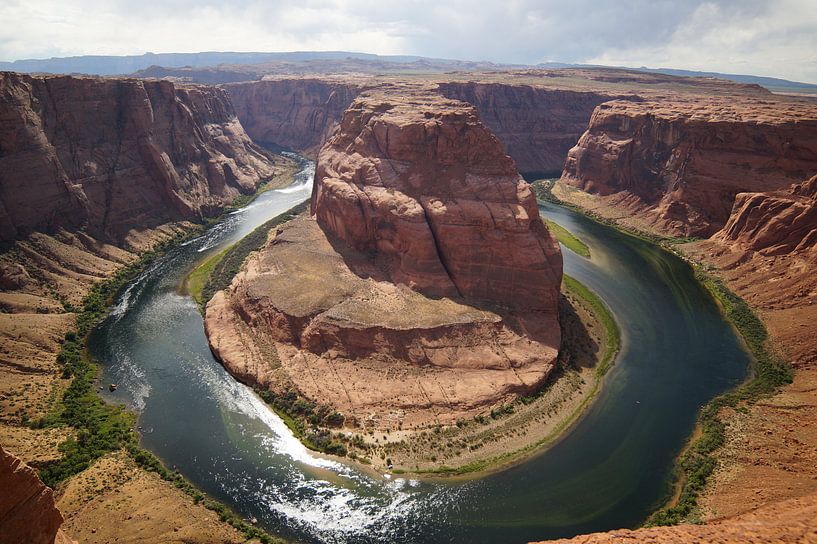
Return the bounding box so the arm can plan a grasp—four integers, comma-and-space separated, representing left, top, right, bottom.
311, 86, 563, 311
205, 85, 563, 429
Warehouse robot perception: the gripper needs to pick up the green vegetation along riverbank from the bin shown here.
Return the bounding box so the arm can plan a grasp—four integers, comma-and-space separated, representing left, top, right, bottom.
530, 179, 793, 526
647, 270, 793, 526
36, 217, 286, 543
545, 219, 591, 258
185, 201, 309, 308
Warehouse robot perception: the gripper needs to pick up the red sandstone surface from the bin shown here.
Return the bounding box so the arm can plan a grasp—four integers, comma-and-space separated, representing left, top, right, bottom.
562, 96, 817, 237
224, 78, 362, 156
536, 490, 817, 543
437, 82, 627, 174
206, 85, 562, 428
718, 173, 817, 255
311, 86, 562, 310
0, 445, 71, 544
0, 72, 276, 244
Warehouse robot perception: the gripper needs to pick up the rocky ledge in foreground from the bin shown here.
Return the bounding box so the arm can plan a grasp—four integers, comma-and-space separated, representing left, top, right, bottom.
205, 85, 562, 429
534, 490, 817, 543
0, 445, 72, 544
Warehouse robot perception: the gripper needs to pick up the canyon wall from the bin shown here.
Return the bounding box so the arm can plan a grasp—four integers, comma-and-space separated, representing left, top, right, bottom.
206, 85, 563, 428
311, 86, 563, 311
225, 77, 628, 176
438, 82, 624, 175
224, 79, 361, 156
0, 445, 69, 544
718, 173, 817, 255
0, 72, 275, 244
561, 97, 817, 237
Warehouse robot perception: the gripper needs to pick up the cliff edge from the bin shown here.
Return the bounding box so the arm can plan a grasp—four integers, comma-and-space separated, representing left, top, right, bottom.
0, 72, 276, 244
205, 85, 563, 430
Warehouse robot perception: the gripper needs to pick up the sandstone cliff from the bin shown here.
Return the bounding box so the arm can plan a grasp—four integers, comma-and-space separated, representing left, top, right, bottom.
0, 445, 70, 544
206, 86, 562, 429
561, 97, 817, 236
438, 82, 626, 175
718, 174, 817, 255
0, 72, 276, 244
311, 86, 563, 310
224, 79, 361, 157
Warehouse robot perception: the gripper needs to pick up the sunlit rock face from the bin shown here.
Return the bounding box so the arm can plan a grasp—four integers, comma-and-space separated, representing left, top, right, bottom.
311, 85, 563, 311
562, 97, 817, 237
0, 445, 68, 544
205, 85, 563, 429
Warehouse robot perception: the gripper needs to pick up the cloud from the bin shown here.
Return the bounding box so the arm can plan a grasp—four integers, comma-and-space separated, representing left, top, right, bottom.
586, 0, 817, 83
1, 0, 815, 83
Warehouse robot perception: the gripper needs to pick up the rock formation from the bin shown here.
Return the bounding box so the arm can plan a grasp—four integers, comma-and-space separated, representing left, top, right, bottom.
438, 82, 626, 175
206, 85, 562, 428
685, 172, 817, 367
717, 173, 817, 255
561, 96, 817, 237
0, 72, 275, 244
311, 86, 563, 310
0, 445, 70, 544
224, 79, 361, 157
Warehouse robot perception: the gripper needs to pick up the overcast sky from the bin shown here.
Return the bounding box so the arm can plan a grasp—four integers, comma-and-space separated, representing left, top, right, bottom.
2, 0, 816, 83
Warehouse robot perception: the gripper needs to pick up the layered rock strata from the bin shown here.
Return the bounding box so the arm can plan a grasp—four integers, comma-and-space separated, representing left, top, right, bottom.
0, 445, 70, 544
561, 97, 817, 237
0, 72, 275, 244
717, 173, 817, 255
437, 82, 626, 175
206, 87, 562, 428
224, 79, 361, 157
311, 87, 563, 311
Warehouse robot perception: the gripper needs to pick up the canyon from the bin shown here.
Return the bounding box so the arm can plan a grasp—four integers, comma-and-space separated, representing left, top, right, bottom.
0, 71, 287, 543
0, 72, 276, 245
561, 96, 817, 237
205, 85, 563, 430
197, 67, 817, 540
1, 61, 816, 543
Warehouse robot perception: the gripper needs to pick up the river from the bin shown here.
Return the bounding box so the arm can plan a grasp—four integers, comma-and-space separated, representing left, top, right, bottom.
89, 158, 749, 543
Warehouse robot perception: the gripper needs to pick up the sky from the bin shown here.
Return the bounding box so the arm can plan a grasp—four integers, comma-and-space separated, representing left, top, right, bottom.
1, 0, 816, 83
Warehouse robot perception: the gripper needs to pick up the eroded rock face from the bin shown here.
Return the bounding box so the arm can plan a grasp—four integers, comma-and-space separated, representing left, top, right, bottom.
438, 82, 626, 175
206, 216, 561, 428
717, 174, 817, 255
0, 445, 65, 544
224, 79, 361, 157
206, 86, 562, 428
311, 87, 563, 311
562, 97, 817, 237
0, 72, 275, 244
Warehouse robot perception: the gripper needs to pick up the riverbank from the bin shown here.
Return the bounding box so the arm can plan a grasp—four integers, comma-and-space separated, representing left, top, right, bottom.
185, 201, 308, 308
197, 200, 620, 477
538, 178, 799, 526
0, 156, 300, 543
375, 272, 620, 476
249, 269, 619, 478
